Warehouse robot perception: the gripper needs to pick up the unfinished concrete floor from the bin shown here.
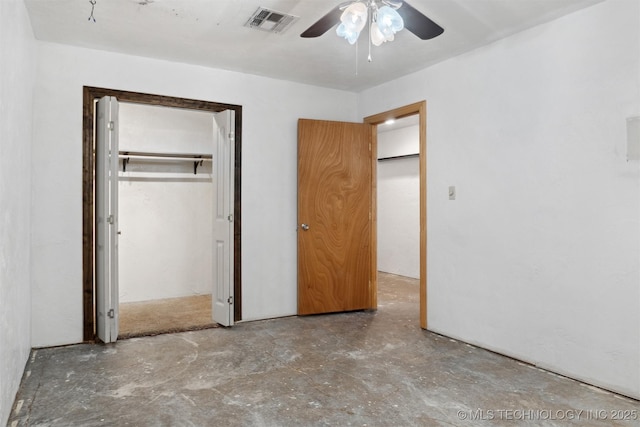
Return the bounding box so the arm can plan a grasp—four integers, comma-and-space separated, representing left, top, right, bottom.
9, 273, 639, 426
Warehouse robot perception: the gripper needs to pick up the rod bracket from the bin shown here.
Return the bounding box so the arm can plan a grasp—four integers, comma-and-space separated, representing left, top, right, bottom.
194, 159, 204, 174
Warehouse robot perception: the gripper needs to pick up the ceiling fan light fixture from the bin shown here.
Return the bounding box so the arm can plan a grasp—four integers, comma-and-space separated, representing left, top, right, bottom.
300, 1, 444, 43
336, 1, 404, 48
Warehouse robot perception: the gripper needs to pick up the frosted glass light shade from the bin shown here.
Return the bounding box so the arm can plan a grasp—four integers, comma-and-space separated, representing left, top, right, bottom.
370, 22, 385, 46
337, 2, 367, 45
336, 22, 359, 44
376, 6, 404, 40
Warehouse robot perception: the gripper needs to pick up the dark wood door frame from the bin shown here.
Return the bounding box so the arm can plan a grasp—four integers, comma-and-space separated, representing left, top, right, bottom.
82, 86, 243, 341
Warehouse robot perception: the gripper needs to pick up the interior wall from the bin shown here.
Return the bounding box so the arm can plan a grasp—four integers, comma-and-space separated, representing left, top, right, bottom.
118, 103, 214, 303
0, 1, 36, 424
377, 124, 420, 278
30, 41, 358, 347
359, 0, 640, 399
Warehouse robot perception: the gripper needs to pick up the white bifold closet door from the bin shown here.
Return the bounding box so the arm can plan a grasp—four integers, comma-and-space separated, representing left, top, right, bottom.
96, 96, 120, 343
212, 110, 235, 326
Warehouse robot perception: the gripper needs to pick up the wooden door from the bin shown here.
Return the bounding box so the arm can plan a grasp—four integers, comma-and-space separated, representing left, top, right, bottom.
298, 119, 373, 315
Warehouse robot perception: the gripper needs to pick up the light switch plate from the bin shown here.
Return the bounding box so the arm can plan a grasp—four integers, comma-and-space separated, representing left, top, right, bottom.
449, 186, 456, 200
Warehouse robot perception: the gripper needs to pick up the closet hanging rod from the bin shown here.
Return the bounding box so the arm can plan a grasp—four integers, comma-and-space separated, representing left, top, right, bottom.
377, 153, 419, 162
118, 151, 212, 160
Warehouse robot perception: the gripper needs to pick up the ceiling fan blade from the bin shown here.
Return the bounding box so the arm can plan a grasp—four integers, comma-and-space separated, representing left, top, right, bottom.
397, 1, 444, 40
300, 5, 343, 38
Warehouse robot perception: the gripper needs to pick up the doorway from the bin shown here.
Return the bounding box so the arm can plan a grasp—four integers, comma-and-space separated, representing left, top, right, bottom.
376, 114, 421, 316
82, 87, 243, 342
364, 101, 427, 328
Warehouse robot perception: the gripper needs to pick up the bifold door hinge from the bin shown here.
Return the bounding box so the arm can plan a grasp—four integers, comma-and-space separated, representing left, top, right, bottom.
227, 214, 233, 222
107, 215, 114, 224
107, 309, 115, 318
108, 121, 115, 131
227, 296, 233, 305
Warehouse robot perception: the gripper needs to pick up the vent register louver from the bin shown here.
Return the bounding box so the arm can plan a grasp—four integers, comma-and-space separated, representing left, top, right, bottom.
244, 7, 299, 33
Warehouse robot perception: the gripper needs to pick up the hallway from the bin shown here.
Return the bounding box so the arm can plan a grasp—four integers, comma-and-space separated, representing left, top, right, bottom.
9, 273, 638, 426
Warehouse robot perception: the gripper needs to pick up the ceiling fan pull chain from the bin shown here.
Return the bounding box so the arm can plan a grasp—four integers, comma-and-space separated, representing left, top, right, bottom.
368, 5, 373, 62
355, 39, 359, 76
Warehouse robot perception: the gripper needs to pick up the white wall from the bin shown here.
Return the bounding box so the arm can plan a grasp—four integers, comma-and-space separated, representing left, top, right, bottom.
360, 0, 640, 399
377, 125, 420, 278
0, 1, 35, 424
118, 103, 214, 302
30, 42, 358, 347
378, 124, 420, 158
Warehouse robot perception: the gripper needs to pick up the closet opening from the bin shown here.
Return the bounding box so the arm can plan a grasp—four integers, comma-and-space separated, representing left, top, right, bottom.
82, 87, 242, 342
376, 115, 421, 315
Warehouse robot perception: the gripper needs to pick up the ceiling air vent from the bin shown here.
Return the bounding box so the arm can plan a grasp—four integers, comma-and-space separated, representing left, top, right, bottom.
244, 7, 299, 34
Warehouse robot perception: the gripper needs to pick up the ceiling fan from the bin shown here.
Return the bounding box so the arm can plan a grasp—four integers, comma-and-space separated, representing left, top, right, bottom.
300, 0, 444, 44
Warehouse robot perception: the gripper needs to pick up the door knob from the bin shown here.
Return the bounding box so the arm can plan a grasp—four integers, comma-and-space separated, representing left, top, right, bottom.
301, 223, 310, 231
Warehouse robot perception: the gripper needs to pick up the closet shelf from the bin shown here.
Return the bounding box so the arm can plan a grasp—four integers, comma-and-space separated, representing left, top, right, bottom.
118, 151, 213, 174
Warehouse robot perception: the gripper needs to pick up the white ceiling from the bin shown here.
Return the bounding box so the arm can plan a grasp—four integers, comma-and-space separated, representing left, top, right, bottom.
24, 0, 604, 92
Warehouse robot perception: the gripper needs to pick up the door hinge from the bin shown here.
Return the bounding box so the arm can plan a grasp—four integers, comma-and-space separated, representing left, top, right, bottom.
227, 296, 233, 305
107, 309, 115, 318
107, 215, 114, 224
108, 121, 115, 131
227, 214, 233, 222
